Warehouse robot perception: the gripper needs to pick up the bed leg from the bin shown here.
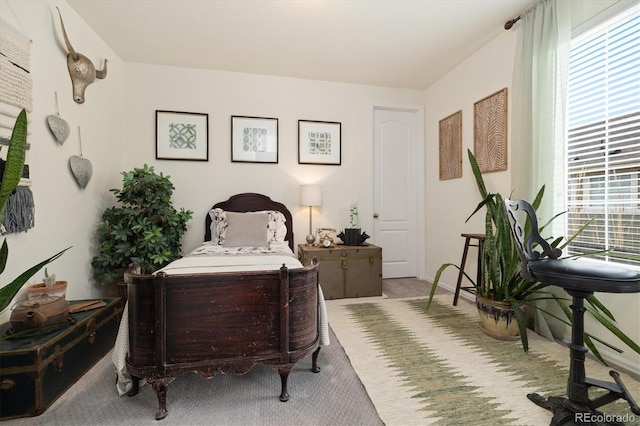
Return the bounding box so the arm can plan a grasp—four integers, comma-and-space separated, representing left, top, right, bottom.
127, 376, 140, 396
278, 367, 293, 402
312, 347, 321, 373
149, 377, 175, 420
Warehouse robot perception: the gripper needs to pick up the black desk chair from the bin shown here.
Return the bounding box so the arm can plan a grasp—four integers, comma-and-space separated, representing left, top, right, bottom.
504, 198, 640, 425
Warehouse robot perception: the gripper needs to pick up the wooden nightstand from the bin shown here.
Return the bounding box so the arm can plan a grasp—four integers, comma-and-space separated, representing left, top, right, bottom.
298, 244, 382, 300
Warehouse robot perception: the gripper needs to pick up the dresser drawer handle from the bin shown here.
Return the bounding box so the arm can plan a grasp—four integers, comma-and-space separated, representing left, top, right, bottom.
342, 260, 348, 270
369, 256, 375, 266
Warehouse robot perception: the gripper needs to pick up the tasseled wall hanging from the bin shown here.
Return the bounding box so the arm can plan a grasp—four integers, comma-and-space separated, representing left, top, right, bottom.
0, 22, 35, 234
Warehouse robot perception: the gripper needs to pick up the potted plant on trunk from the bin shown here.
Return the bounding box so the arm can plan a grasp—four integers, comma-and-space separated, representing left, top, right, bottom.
91, 165, 193, 299
25, 268, 68, 300
428, 150, 640, 363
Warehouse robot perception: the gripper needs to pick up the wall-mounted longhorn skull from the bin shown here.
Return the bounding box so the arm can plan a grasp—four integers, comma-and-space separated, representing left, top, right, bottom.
56, 7, 107, 104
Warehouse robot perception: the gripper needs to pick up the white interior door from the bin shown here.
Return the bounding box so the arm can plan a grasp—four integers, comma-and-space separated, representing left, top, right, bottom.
373, 107, 419, 278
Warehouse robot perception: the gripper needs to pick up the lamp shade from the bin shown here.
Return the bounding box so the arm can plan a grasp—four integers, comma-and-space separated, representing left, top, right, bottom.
299, 184, 322, 207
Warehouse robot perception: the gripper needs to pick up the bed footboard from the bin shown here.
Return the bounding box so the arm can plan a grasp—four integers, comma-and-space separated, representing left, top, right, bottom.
125, 261, 320, 420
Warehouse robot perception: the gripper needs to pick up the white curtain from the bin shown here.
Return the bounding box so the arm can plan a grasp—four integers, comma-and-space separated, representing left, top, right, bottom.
510, 0, 571, 229
510, 0, 572, 340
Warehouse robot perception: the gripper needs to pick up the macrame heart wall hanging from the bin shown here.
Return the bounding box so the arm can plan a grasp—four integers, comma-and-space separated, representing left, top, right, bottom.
69, 126, 92, 190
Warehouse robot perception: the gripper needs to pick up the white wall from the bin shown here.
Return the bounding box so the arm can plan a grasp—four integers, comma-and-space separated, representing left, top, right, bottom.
122, 63, 424, 254
0, 0, 124, 323
424, 0, 640, 374
424, 29, 517, 292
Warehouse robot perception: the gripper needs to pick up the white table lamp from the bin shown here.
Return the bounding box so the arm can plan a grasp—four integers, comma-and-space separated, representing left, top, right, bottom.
300, 185, 322, 246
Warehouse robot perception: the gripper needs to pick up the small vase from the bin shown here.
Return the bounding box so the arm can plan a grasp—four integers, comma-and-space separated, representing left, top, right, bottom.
475, 294, 524, 341
27, 281, 68, 300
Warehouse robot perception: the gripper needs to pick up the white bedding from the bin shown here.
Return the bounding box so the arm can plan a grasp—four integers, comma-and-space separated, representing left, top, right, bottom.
112, 241, 330, 396
158, 242, 304, 273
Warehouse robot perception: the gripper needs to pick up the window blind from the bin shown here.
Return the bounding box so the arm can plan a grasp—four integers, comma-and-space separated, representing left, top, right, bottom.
566, 6, 640, 266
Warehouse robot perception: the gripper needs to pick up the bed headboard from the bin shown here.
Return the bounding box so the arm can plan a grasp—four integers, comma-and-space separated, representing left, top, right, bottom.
205, 193, 295, 251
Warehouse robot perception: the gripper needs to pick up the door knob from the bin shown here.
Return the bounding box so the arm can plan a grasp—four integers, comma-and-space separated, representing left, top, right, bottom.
373, 213, 379, 218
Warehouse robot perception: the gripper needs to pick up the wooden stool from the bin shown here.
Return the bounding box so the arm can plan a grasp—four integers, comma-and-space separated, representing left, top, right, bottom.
453, 233, 485, 306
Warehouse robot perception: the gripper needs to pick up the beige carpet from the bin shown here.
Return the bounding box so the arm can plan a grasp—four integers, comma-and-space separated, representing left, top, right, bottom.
4, 328, 382, 426
326, 294, 640, 426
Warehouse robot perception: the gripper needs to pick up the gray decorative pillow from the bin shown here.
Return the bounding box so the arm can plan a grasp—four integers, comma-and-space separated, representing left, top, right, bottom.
209, 208, 287, 245
222, 212, 269, 247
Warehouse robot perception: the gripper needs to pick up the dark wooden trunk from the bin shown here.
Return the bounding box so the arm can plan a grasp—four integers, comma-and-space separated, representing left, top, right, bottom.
0, 298, 123, 420
125, 262, 320, 419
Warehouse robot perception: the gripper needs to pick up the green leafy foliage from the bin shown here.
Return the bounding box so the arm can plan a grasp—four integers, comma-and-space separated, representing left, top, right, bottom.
428, 149, 640, 363
91, 164, 193, 284
0, 110, 27, 221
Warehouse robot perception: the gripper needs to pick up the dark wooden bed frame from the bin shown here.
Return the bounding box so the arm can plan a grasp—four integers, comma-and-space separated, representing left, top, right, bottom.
125, 193, 320, 420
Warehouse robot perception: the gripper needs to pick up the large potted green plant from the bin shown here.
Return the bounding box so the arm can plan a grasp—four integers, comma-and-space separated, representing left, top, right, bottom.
91, 165, 193, 297
0, 109, 69, 313
428, 149, 640, 363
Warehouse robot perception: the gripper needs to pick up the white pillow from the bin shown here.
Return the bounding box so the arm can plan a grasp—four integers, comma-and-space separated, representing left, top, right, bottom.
264, 210, 287, 243
209, 208, 228, 245
209, 208, 287, 245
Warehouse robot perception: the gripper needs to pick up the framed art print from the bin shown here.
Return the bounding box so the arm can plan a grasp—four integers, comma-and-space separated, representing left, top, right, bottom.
439, 110, 462, 180
156, 110, 208, 161
298, 120, 341, 165
231, 116, 279, 163
474, 88, 508, 173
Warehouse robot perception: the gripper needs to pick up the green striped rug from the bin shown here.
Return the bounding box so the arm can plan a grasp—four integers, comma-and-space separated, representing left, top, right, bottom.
326, 295, 640, 426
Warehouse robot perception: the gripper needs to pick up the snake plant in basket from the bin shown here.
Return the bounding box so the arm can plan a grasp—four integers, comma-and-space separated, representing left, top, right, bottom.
0, 109, 69, 313
427, 149, 640, 364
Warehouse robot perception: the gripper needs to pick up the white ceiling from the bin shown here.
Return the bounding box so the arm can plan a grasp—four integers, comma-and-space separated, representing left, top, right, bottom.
66, 0, 535, 90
